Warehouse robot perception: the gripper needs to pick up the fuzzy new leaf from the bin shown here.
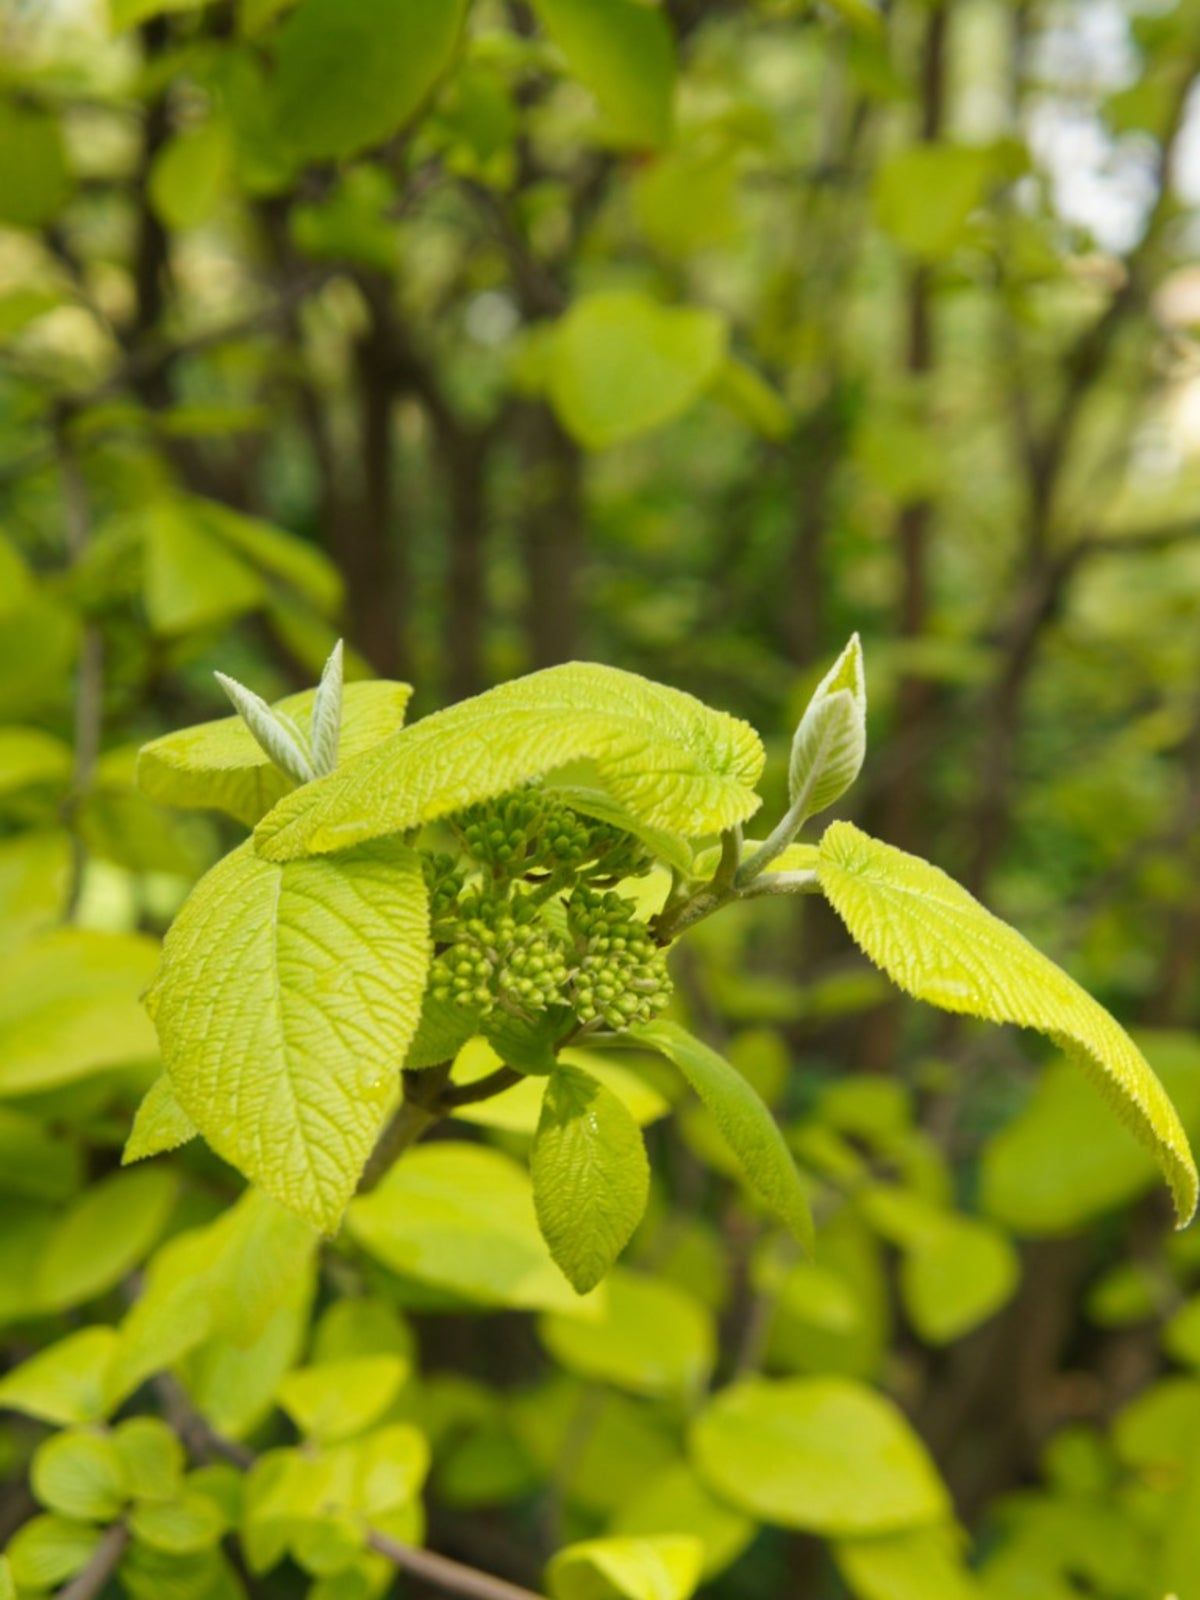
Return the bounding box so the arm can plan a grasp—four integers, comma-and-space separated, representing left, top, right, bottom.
146, 839, 430, 1230
309, 639, 344, 776
788, 634, 866, 821
255, 662, 763, 860
138, 679, 412, 826
818, 821, 1198, 1225
215, 671, 315, 783
532, 1064, 650, 1293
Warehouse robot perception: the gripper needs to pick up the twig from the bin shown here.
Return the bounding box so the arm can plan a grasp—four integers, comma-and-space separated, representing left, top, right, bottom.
357, 1063, 453, 1194
367, 1529, 545, 1600
440, 1065, 524, 1109
56, 1522, 129, 1600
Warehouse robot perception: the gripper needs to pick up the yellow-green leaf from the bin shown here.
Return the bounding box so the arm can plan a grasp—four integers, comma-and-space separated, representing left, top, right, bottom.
147, 839, 429, 1231
255, 663, 763, 860
630, 1020, 813, 1250
532, 1064, 650, 1294
547, 1535, 703, 1600
817, 821, 1198, 1226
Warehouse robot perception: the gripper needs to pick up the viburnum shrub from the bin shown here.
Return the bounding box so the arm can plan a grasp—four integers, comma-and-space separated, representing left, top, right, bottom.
2, 638, 1195, 1600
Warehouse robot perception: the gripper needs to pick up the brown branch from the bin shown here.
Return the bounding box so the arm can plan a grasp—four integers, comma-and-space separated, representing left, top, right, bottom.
56, 1523, 129, 1600
367, 1529, 545, 1600
439, 1065, 524, 1109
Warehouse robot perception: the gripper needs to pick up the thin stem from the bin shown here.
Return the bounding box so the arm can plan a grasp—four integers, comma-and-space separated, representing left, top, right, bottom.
56, 1523, 129, 1600
440, 1065, 524, 1109
737, 869, 820, 899
367, 1530, 545, 1600
357, 1062, 452, 1194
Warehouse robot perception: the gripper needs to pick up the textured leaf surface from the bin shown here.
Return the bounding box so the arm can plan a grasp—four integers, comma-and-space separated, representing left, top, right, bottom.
548, 1535, 703, 1600
0, 929, 159, 1095
691, 1377, 948, 1535
139, 679, 412, 826
255, 663, 763, 860
124, 1074, 198, 1163
531, 0, 676, 149
147, 840, 429, 1230
532, 1065, 650, 1293
818, 821, 1197, 1226
347, 1142, 589, 1313
631, 1020, 813, 1250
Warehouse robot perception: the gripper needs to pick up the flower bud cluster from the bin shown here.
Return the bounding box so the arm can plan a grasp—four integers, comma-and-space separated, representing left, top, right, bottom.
566, 886, 671, 1030
428, 889, 571, 1016
455, 786, 649, 883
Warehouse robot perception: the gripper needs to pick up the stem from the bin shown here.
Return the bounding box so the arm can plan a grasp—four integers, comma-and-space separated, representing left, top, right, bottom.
737, 869, 820, 899
56, 1523, 129, 1600
357, 1063, 452, 1194
440, 1065, 524, 1109
367, 1530, 545, 1600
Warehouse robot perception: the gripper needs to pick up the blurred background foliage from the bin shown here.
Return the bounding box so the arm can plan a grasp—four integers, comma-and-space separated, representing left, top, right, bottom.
4, 0, 1200, 1596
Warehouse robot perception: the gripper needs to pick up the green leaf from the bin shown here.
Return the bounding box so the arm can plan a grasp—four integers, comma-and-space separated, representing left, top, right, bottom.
181, 1264, 314, 1442
547, 293, 728, 450
788, 634, 867, 822
872, 143, 996, 259
690, 1377, 948, 1535
138, 679, 412, 827
113, 1418, 185, 1503
531, 0, 676, 148
0, 929, 158, 1096
629, 1020, 813, 1250
817, 821, 1198, 1226
129, 1490, 226, 1554
346, 1141, 587, 1312
980, 1032, 1200, 1234
32, 1429, 127, 1521
148, 120, 233, 230
0, 1327, 120, 1425
835, 1525, 983, 1600
0, 104, 72, 229
0, 831, 71, 956
190, 498, 343, 615
35, 1167, 179, 1313
6, 1515, 101, 1590
272, 0, 468, 159
0, 1555, 12, 1600
0, 727, 72, 798
255, 663, 762, 860
277, 1355, 409, 1443
124, 1075, 198, 1164
539, 1269, 714, 1399
532, 1064, 650, 1293
611, 1462, 754, 1580
709, 356, 793, 441
897, 1213, 1017, 1346
547, 1536, 704, 1600
107, 1189, 317, 1405
142, 500, 267, 635
0, 1105, 81, 1202
147, 839, 429, 1230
